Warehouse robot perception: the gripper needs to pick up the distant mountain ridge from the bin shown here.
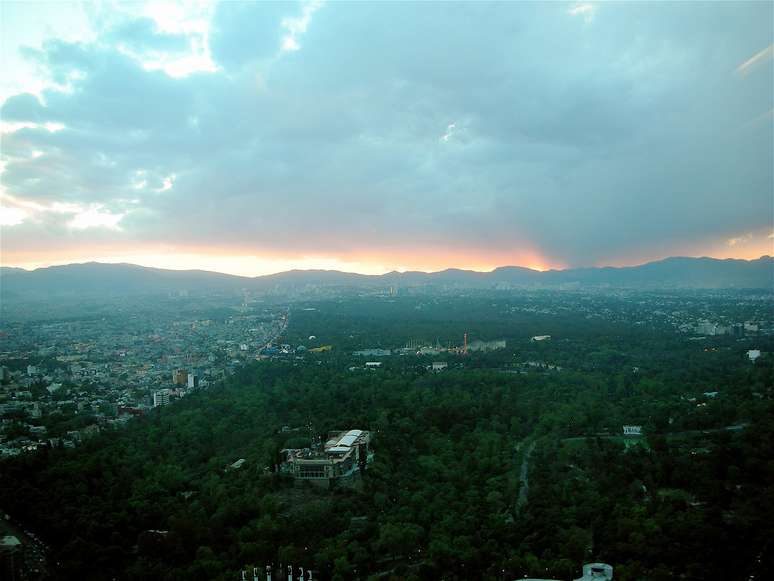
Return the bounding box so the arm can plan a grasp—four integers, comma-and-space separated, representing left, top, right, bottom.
1, 256, 772, 299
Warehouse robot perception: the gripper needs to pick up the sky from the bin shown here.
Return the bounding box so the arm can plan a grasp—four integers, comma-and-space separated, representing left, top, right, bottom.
0, 0, 772, 276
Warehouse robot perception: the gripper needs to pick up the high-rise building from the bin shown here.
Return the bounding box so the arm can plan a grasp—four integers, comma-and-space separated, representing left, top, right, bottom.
153, 389, 171, 407
172, 368, 188, 385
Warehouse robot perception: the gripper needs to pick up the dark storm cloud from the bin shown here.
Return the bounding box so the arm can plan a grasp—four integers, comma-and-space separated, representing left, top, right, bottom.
2, 1, 772, 266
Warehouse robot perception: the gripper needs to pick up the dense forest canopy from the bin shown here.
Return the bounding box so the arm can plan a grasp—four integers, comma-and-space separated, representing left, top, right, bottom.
1, 293, 772, 580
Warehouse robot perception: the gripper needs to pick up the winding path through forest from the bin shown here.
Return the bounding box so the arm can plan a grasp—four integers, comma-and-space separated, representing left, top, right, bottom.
517, 440, 537, 509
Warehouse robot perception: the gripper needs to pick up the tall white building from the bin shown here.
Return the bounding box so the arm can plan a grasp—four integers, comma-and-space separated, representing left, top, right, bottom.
695, 321, 717, 336
153, 389, 171, 407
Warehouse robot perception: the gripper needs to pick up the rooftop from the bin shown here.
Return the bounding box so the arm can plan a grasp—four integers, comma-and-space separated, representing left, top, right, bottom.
0, 535, 21, 548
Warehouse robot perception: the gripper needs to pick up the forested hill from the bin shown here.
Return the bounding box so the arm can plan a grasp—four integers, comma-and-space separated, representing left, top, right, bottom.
1, 305, 773, 580
1, 255, 772, 299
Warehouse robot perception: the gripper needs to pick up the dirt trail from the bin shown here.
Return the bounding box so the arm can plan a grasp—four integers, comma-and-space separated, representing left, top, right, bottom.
517, 440, 537, 509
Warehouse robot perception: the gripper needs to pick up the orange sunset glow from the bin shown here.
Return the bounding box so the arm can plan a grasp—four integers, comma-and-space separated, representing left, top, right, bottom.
2, 237, 771, 277
0, 244, 560, 277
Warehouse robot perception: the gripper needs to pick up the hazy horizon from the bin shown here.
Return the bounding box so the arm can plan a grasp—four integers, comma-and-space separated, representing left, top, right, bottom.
2, 252, 772, 280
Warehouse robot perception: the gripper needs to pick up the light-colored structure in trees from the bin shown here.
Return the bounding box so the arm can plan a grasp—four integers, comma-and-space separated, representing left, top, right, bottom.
516, 562, 613, 581
280, 429, 372, 486
574, 563, 613, 580
153, 389, 170, 407
172, 368, 188, 385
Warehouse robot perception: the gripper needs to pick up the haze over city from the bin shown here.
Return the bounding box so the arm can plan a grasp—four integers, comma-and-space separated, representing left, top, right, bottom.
1, 1, 772, 276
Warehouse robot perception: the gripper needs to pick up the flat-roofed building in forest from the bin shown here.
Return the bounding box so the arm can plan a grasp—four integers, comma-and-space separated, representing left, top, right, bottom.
574, 563, 613, 580
0, 536, 22, 581
280, 429, 372, 486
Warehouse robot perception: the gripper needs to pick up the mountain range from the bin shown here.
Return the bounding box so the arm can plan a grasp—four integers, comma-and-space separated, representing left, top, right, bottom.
0, 256, 772, 299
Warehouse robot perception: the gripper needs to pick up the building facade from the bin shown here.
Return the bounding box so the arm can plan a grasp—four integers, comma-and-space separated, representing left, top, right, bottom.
153, 389, 170, 407
280, 429, 372, 486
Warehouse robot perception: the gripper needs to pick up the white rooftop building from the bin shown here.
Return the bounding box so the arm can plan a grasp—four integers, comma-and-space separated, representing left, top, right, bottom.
280, 429, 372, 486
574, 563, 613, 581
227, 458, 246, 471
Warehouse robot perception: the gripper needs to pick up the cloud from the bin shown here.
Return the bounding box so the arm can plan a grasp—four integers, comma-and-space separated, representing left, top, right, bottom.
67, 205, 125, 230
1, 93, 47, 122
209, 2, 288, 68
1, 1, 772, 270
727, 233, 753, 247
0, 193, 125, 231
157, 174, 175, 192
280, 1, 324, 53
568, 2, 596, 23
440, 122, 456, 143
108, 17, 190, 54
737, 44, 774, 77
0, 205, 28, 226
